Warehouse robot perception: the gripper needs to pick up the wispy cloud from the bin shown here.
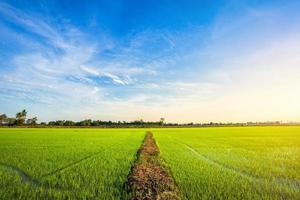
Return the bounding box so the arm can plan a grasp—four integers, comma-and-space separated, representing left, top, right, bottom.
0, 2, 172, 118
0, 1, 300, 122
0, 2, 73, 50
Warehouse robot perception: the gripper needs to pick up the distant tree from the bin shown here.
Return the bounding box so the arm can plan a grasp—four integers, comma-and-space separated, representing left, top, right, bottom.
0, 114, 7, 120
26, 119, 32, 124
56, 120, 65, 126
26, 117, 37, 126
80, 119, 92, 126
159, 118, 165, 126
0, 114, 7, 124
64, 120, 75, 126
16, 112, 22, 119
15, 109, 27, 125
7, 118, 16, 126
48, 120, 65, 126
48, 121, 56, 126
91, 120, 98, 126
0, 114, 7, 123
31, 117, 38, 125
132, 119, 145, 126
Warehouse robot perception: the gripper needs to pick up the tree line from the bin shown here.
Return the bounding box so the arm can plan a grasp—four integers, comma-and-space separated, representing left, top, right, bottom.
0, 110, 37, 126
0, 110, 167, 127
0, 109, 289, 128
46, 118, 166, 127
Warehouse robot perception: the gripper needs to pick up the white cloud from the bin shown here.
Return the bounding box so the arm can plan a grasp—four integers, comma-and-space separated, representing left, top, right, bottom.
1, 2, 300, 122
80, 65, 100, 76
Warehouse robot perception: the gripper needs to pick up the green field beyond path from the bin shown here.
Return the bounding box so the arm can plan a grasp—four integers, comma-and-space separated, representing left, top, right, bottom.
0, 127, 300, 199
154, 127, 300, 199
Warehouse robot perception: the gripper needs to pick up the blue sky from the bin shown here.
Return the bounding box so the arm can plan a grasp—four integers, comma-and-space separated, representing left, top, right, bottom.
1, 0, 300, 122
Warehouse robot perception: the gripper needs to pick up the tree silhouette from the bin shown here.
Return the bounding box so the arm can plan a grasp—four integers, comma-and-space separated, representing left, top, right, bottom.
15, 109, 27, 125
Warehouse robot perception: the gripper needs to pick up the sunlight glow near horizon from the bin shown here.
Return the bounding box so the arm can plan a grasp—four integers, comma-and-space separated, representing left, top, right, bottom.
0, 0, 300, 123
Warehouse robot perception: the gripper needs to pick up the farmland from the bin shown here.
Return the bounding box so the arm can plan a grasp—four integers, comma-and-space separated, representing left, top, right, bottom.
154, 127, 300, 199
0, 128, 145, 199
0, 127, 300, 199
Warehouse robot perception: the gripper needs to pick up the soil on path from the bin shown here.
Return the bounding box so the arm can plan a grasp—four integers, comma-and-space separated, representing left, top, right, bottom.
125, 132, 180, 200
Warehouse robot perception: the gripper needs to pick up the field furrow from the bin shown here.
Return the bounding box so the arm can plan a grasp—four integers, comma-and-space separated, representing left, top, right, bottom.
0, 162, 40, 187
1, 127, 300, 199
0, 128, 145, 199
154, 127, 300, 199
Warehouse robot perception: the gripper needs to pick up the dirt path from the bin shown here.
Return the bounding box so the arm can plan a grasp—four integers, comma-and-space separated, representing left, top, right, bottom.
125, 132, 180, 200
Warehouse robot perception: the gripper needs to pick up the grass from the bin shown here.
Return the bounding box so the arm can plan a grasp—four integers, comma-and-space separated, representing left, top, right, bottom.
153, 126, 300, 200
1, 127, 300, 199
0, 128, 145, 199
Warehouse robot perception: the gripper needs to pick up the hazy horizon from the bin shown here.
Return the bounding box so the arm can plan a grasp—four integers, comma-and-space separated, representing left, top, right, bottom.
0, 1, 300, 123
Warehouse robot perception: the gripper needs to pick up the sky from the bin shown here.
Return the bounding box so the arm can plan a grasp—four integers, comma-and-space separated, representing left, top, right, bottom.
0, 0, 300, 123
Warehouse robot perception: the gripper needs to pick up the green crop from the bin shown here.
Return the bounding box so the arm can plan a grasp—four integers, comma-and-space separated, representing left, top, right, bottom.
1, 127, 300, 199
0, 128, 145, 199
154, 126, 300, 200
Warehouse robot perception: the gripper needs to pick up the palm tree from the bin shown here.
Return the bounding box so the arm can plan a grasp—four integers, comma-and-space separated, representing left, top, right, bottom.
21, 109, 27, 118
16, 112, 22, 119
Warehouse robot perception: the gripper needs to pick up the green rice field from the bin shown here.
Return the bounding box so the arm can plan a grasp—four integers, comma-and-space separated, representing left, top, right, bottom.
154, 127, 300, 199
0, 128, 145, 199
1, 127, 300, 199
